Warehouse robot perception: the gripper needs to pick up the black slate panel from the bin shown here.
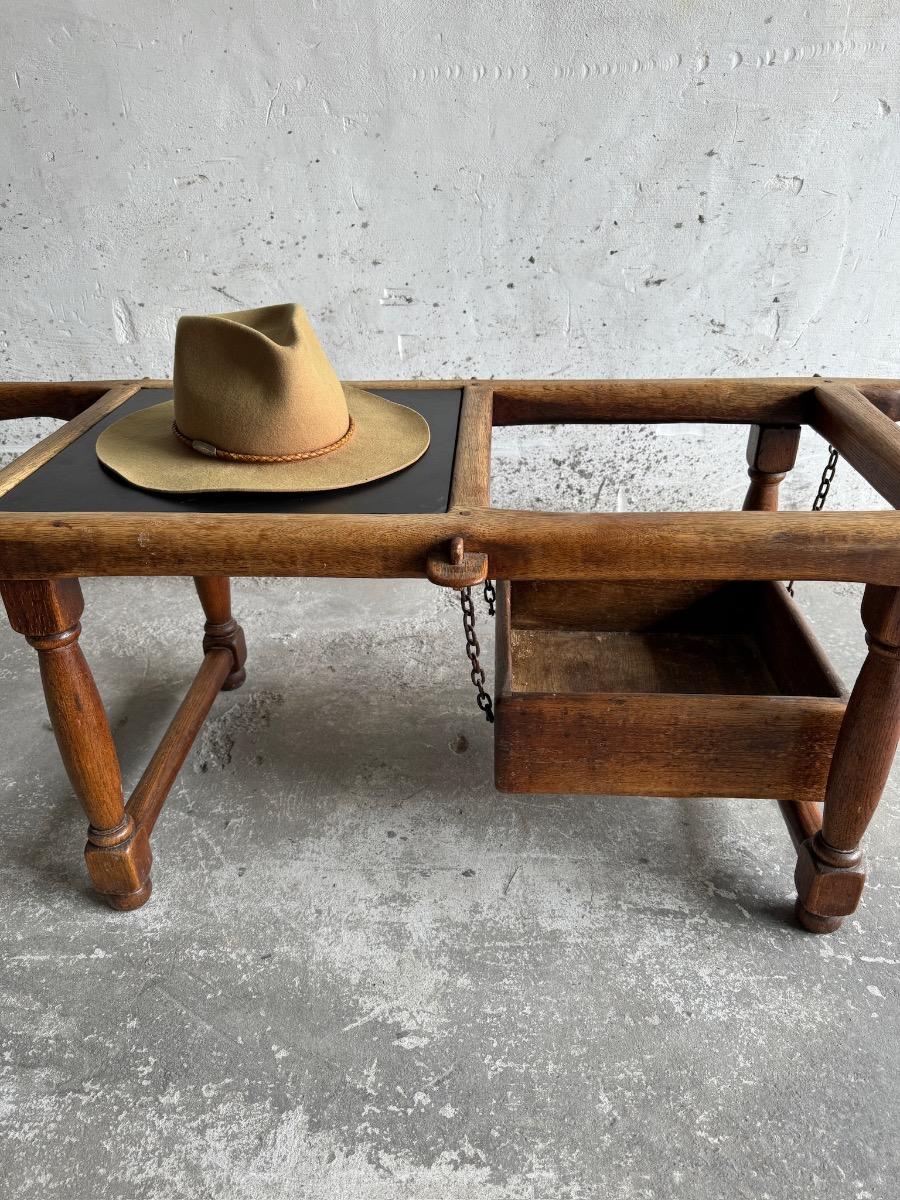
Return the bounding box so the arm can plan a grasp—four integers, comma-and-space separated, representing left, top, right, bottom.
0, 388, 462, 516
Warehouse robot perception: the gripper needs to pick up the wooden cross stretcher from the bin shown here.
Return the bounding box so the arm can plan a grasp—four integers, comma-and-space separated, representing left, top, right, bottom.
1, 376, 899, 932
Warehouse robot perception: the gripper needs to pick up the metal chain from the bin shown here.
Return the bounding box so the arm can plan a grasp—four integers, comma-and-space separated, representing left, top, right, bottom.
787, 445, 840, 597
459, 582, 495, 722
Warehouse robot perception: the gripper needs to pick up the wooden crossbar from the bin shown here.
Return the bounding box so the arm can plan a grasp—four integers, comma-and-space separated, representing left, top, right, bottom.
812, 382, 900, 509
126, 647, 235, 834
0, 383, 144, 499
779, 800, 823, 850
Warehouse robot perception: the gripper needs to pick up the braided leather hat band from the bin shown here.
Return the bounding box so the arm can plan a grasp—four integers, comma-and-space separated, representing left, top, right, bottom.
171, 416, 356, 463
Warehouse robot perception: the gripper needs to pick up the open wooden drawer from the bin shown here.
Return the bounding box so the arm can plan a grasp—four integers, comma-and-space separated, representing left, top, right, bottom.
494, 579, 847, 799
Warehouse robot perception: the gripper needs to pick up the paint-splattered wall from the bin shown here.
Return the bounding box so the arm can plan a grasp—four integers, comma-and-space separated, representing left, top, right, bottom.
2, 1, 897, 511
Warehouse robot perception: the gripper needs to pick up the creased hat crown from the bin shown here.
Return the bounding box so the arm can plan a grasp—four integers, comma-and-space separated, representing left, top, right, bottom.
172, 303, 350, 458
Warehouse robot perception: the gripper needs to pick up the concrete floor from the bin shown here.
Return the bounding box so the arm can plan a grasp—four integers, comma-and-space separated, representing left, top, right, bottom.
1, 575, 898, 1199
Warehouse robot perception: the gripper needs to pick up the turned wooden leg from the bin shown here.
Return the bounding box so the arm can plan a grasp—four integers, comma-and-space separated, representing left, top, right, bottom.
742, 421, 827, 909
742, 424, 801, 512
795, 584, 900, 932
193, 576, 247, 690
0, 578, 152, 910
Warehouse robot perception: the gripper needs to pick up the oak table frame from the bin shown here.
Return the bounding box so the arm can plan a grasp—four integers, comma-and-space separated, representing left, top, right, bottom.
2, 375, 900, 931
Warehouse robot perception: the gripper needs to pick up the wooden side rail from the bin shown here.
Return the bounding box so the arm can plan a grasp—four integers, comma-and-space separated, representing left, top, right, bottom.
812, 382, 900, 509
2, 508, 899, 584
488, 377, 900, 426
6, 376, 899, 426
0, 378, 169, 421
478, 510, 900, 585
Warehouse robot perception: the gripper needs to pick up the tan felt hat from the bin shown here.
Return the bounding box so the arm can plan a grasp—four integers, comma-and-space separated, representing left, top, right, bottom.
96, 303, 430, 493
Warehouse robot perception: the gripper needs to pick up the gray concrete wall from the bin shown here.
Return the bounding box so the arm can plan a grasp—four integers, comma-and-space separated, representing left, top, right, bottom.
3, 8, 900, 1197
2, 1, 898, 511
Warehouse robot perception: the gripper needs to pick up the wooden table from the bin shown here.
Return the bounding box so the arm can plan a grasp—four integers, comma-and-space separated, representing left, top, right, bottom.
2, 376, 899, 932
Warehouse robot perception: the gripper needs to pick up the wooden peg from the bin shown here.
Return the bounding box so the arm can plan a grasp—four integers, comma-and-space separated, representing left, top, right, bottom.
425, 536, 488, 588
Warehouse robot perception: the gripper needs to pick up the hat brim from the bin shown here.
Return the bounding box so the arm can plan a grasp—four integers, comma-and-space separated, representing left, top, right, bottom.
95, 385, 430, 494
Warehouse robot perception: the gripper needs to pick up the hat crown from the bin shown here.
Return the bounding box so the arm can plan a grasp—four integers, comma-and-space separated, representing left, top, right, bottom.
172, 303, 350, 458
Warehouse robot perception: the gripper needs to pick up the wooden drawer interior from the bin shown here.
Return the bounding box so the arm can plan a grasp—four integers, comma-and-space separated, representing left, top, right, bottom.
506, 580, 844, 700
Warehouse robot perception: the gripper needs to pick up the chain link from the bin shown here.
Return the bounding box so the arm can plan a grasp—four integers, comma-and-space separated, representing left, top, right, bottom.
483, 578, 496, 616
787, 444, 839, 597
460, 583, 495, 723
